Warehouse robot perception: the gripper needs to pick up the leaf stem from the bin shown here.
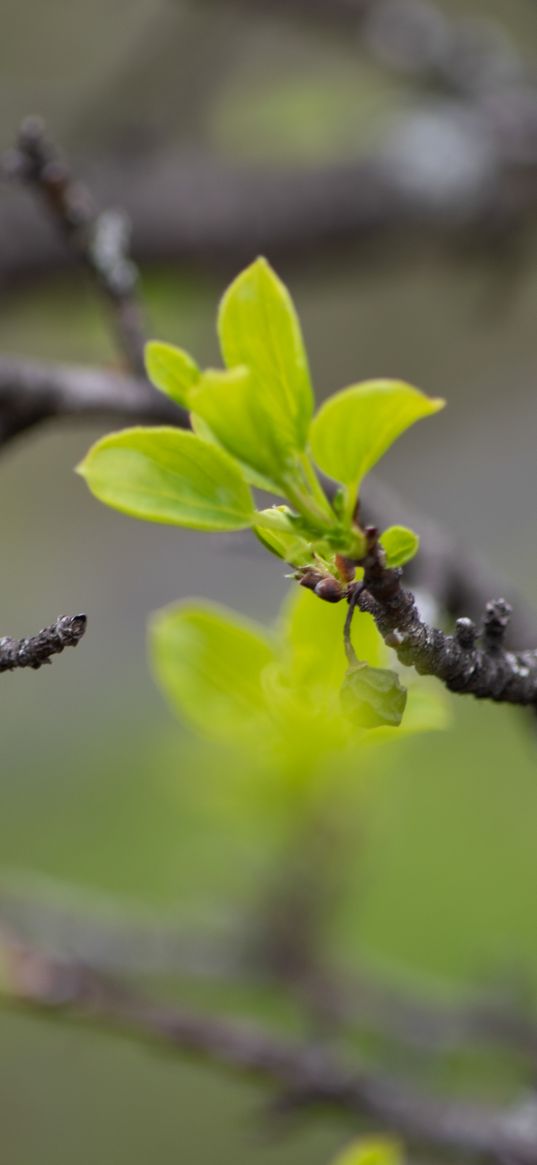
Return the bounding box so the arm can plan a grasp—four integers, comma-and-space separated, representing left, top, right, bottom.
281, 476, 336, 532
298, 454, 334, 518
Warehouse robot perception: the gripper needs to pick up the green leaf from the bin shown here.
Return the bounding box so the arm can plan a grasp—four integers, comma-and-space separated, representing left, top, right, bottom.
253, 507, 313, 566
218, 257, 314, 455
150, 601, 275, 741
331, 1138, 402, 1165
190, 410, 277, 492
145, 341, 200, 407
310, 380, 444, 499
282, 586, 385, 696
380, 525, 420, 568
341, 663, 407, 728
77, 427, 254, 531
189, 366, 286, 489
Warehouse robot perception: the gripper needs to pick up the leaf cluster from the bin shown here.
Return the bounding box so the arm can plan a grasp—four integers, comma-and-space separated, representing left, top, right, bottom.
78, 258, 445, 735
151, 587, 447, 780
78, 258, 443, 573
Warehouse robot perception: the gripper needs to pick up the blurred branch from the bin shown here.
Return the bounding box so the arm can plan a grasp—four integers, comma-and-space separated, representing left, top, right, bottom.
4, 879, 537, 1064
3, 2, 537, 284
3, 119, 147, 376
305, 964, 537, 1061
0, 614, 86, 673
0, 132, 535, 284
3, 935, 537, 1163
0, 354, 184, 445
221, 0, 527, 97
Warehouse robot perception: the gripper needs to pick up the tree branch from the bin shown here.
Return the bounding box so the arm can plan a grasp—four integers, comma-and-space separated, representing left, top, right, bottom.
353, 534, 537, 706
3, 119, 147, 376
0, 614, 87, 673
0, 354, 183, 445
2, 935, 537, 1164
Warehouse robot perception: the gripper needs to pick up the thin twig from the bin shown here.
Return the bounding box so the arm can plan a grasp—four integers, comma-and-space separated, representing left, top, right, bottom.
0, 614, 87, 673
3, 119, 147, 376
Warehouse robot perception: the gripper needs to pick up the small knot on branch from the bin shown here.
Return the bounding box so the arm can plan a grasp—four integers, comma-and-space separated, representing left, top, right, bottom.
482, 598, 512, 652
455, 616, 477, 650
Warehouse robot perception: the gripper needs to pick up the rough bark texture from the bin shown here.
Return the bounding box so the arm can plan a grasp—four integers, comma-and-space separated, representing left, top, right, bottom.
0, 614, 87, 673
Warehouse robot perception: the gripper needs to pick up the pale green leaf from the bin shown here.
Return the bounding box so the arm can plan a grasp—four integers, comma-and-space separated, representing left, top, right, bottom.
150, 601, 275, 741
190, 410, 276, 492
310, 380, 444, 496
281, 585, 386, 695
341, 664, 407, 729
145, 341, 200, 407
253, 507, 313, 566
331, 1138, 403, 1165
77, 427, 254, 531
189, 366, 287, 488
218, 257, 314, 454
380, 525, 420, 568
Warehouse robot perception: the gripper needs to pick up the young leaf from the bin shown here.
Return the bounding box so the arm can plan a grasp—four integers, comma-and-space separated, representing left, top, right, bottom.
380, 525, 420, 568
189, 366, 287, 489
341, 663, 407, 728
253, 507, 313, 566
145, 341, 200, 407
218, 257, 314, 454
282, 586, 385, 697
150, 601, 275, 741
190, 411, 278, 493
77, 427, 254, 531
310, 380, 444, 497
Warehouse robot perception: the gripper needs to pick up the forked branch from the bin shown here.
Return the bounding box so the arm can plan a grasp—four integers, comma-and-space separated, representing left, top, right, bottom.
354, 534, 537, 706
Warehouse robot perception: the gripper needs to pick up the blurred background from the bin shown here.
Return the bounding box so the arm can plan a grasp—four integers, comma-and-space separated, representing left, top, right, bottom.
3, 1, 537, 1162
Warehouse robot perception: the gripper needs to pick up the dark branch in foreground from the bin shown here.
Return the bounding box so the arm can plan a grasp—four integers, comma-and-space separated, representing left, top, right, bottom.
0, 615, 87, 673
3, 937, 537, 1164
3, 119, 146, 376
354, 534, 537, 706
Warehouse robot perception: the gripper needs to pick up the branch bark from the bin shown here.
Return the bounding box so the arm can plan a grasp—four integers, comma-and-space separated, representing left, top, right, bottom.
0, 614, 87, 673
353, 536, 537, 706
